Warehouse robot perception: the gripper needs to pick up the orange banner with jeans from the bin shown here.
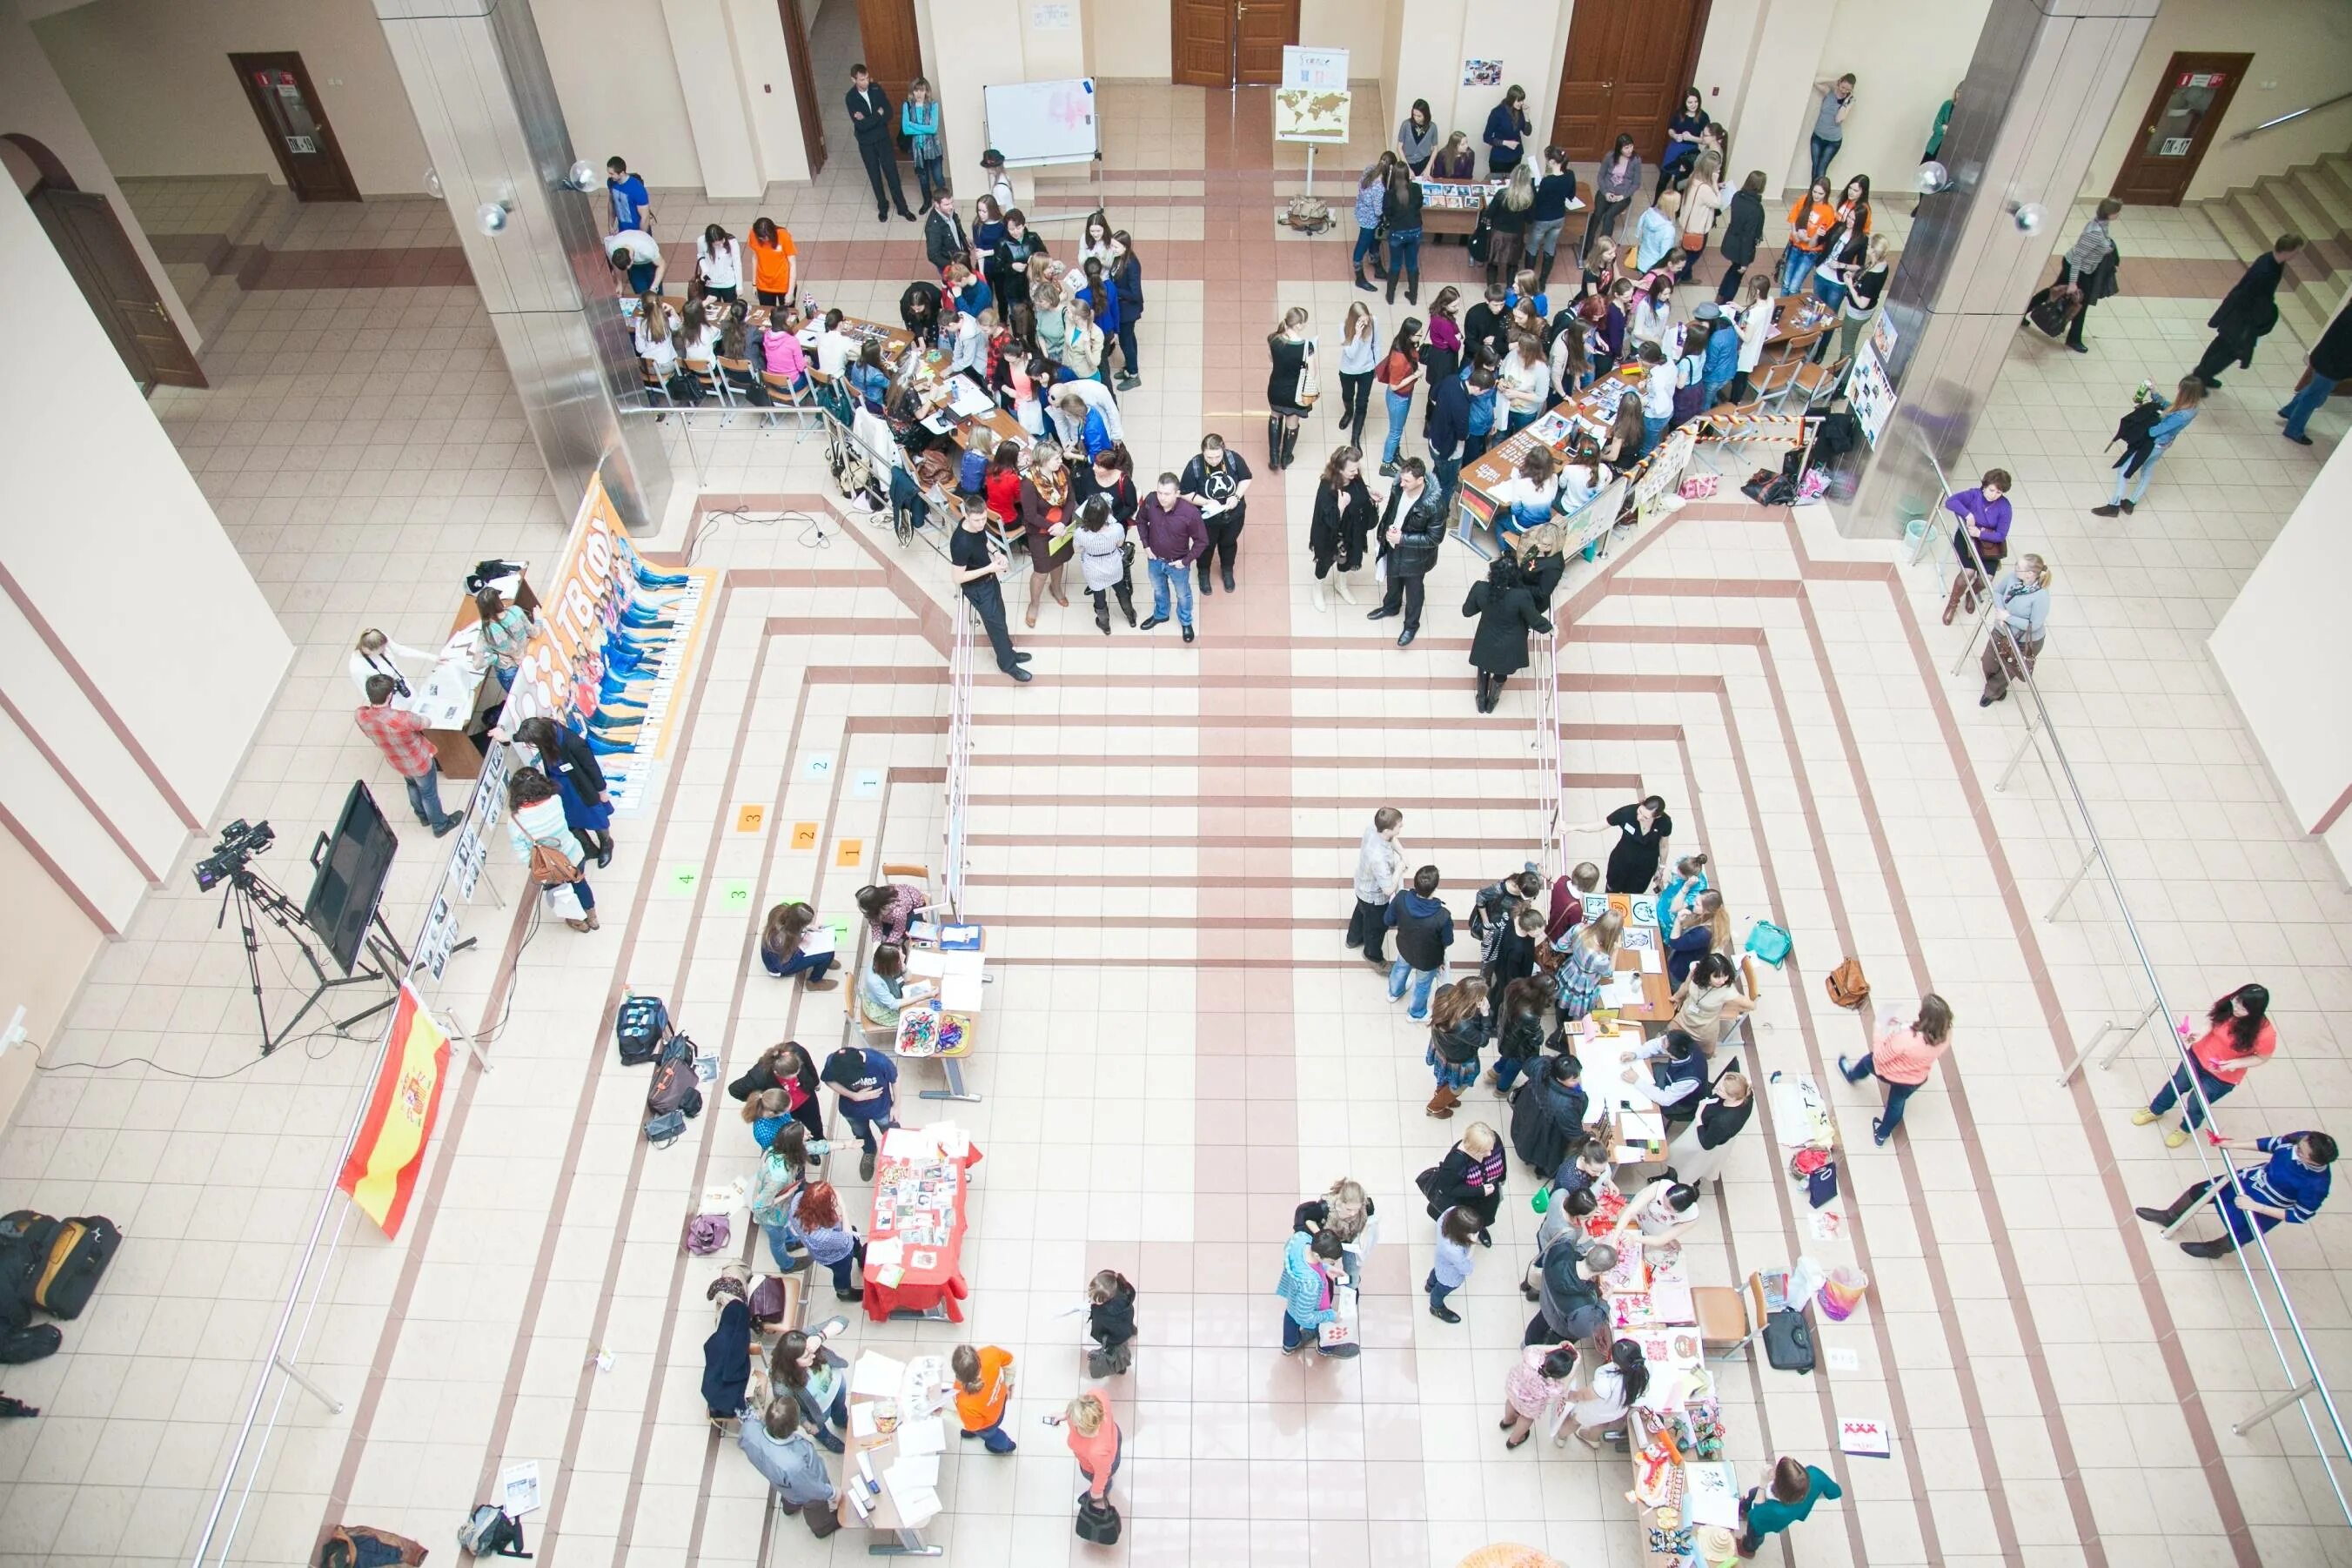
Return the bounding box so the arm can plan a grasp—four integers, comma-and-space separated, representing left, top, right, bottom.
336, 982, 451, 1237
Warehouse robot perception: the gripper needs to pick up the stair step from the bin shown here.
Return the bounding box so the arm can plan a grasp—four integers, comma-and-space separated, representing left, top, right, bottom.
2202, 200, 2268, 262
2234, 185, 2295, 249
2261, 177, 2332, 245
2288, 163, 2352, 231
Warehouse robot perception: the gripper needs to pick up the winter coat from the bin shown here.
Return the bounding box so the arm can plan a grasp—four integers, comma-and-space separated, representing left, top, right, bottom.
1310, 476, 1378, 569
1382, 484, 1447, 577
1511, 1068, 1590, 1175
1464, 576, 1553, 676
1071, 521, 1128, 593
2210, 251, 2287, 343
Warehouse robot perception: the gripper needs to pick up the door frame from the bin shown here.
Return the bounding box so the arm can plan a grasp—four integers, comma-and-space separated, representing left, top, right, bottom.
17, 173, 206, 390
229, 50, 362, 203
777, 0, 827, 178
1169, 0, 1231, 89
2107, 50, 2251, 207
1548, 0, 1712, 165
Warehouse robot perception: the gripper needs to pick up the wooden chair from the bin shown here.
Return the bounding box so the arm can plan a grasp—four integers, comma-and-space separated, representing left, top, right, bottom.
1692, 1270, 1771, 1361
758, 367, 825, 443
681, 356, 729, 420
1780, 354, 1849, 413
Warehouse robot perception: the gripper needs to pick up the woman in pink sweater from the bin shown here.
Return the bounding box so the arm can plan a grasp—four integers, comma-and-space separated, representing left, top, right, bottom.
1838, 995, 1953, 1146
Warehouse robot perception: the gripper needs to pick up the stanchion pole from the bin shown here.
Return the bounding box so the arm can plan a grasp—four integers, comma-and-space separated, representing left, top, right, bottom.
2045, 843, 2101, 922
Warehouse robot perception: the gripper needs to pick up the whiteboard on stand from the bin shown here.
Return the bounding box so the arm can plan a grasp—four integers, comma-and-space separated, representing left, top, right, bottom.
982, 77, 1099, 168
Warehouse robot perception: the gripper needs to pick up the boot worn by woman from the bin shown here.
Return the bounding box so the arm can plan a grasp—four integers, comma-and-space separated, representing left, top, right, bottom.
1406, 270, 1420, 305
1425, 1084, 1459, 1118
1267, 416, 1285, 470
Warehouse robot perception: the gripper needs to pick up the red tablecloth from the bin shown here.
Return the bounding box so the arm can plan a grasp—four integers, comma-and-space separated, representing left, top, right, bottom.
862, 1142, 982, 1321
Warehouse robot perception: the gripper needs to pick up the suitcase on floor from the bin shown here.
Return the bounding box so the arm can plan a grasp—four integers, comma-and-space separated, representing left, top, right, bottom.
30, 1216, 121, 1320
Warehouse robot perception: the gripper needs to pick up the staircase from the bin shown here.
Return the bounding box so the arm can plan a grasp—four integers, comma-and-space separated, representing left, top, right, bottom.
2195, 151, 2352, 345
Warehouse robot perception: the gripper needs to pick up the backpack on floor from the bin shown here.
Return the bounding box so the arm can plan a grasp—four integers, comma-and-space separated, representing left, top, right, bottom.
23, 1216, 120, 1320
645, 1034, 704, 1141
458, 1504, 532, 1558
615, 995, 670, 1067
0, 1324, 60, 1364
1763, 1308, 1814, 1373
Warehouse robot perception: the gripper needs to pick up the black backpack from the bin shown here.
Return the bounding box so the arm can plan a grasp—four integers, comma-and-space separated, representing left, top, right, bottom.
615, 995, 669, 1066
458, 1504, 531, 1558
1763, 1307, 1815, 1373
645, 1034, 704, 1142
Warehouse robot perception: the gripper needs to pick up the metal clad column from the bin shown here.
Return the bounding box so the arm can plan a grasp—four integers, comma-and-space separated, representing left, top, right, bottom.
1833, 0, 2158, 538
375, 0, 671, 530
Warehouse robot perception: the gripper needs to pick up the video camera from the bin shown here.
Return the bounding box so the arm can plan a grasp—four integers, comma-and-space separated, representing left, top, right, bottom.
192, 818, 276, 892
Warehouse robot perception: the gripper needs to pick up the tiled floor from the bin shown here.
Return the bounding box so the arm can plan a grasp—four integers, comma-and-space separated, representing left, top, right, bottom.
5, 74, 2352, 1568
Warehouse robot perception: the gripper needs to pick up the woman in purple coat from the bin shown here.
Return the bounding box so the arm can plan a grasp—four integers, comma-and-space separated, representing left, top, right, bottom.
1940, 468, 2014, 623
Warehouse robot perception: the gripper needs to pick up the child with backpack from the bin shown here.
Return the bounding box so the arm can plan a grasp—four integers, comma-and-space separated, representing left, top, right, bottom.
1086, 1269, 1137, 1377
1426, 1204, 1481, 1323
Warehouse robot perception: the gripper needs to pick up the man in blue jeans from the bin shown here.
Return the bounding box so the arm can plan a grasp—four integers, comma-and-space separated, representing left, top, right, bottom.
1384, 864, 1455, 1020
2280, 303, 2352, 446
821, 1042, 900, 1183
1136, 472, 1207, 643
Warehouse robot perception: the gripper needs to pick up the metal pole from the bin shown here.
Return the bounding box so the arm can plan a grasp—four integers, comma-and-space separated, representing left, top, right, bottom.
2044, 844, 2101, 922
270, 1354, 345, 1415
2054, 998, 2161, 1086
2235, 1378, 2321, 1436
1994, 711, 2039, 792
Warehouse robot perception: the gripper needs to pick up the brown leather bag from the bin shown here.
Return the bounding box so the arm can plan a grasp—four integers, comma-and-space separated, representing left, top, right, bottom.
1825, 956, 1870, 1010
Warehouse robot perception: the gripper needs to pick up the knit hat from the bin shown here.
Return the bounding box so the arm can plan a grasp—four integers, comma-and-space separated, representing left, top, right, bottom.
1693, 1525, 1739, 1565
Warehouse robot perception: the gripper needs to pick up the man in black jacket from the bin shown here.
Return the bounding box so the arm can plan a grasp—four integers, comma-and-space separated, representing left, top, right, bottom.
1426, 372, 1470, 513
1366, 459, 1444, 647
2190, 234, 2303, 387
922, 191, 970, 275
845, 64, 916, 224
2280, 298, 2352, 445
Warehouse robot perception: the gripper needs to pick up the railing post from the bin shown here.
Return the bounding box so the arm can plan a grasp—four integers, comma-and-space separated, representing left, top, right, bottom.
2234, 1378, 2322, 1435
2054, 998, 2161, 1086
1994, 710, 2040, 792
271, 1354, 345, 1415
2045, 844, 2101, 922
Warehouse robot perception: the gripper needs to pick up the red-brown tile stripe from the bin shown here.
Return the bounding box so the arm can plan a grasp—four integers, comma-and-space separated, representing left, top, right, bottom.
0, 798, 116, 935
318, 567, 750, 1538
0, 560, 203, 829
0, 681, 162, 884
1763, 509, 2260, 1565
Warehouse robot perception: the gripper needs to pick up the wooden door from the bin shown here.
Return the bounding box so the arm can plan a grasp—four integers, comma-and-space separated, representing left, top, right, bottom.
854, 0, 924, 124
1235, 0, 1298, 86
1548, 0, 1708, 164
2109, 51, 2250, 206
30, 188, 205, 391
229, 52, 360, 203
1171, 0, 1230, 89
778, 0, 827, 178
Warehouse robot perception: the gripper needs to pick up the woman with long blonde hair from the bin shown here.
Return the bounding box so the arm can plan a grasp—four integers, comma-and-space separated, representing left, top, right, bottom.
1018, 440, 1074, 627
1265, 305, 1316, 469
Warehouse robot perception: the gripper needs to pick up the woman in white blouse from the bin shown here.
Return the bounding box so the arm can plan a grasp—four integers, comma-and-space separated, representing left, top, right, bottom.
1727, 272, 1774, 404
633, 295, 679, 377
1335, 301, 1381, 446
696, 224, 745, 302
1498, 332, 1552, 433
346, 628, 433, 699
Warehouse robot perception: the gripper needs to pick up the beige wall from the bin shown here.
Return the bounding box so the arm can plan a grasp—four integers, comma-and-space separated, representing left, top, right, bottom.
30, 0, 431, 196
2211, 437, 2352, 883
2082, 0, 2352, 204
0, 0, 200, 352
0, 830, 103, 1074
0, 172, 293, 1030
655, 0, 815, 196
534, 0, 705, 191
1087, 0, 1169, 78
1390, 0, 1569, 178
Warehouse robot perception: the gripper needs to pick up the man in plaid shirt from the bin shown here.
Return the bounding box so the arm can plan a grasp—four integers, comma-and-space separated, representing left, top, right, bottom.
356, 675, 459, 836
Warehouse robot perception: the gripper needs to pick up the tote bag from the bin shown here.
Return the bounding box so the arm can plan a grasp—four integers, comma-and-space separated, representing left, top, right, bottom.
1294, 341, 1322, 408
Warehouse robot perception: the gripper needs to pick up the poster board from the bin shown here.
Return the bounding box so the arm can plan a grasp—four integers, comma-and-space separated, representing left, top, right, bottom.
1275, 88, 1350, 143
1847, 339, 1894, 446
1283, 45, 1347, 90
982, 78, 1097, 168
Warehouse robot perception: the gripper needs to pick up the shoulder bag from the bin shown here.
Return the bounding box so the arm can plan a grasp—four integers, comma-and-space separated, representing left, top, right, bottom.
1294, 340, 1322, 408
521, 821, 582, 886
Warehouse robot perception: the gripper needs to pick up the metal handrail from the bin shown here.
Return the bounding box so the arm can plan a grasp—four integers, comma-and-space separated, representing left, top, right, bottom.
942, 597, 975, 921
2226, 90, 2352, 143
1920, 472, 2352, 1523
1536, 615, 1565, 879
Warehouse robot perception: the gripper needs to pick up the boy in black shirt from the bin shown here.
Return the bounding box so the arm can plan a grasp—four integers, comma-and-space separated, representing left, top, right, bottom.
948, 495, 1033, 682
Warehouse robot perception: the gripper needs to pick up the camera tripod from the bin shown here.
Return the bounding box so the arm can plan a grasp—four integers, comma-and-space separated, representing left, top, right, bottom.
217, 867, 408, 1055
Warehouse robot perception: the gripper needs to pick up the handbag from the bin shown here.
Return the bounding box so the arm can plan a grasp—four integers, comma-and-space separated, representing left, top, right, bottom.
1294, 341, 1322, 408
522, 826, 581, 886
1743, 919, 1790, 968
1825, 956, 1870, 1009
1075, 1496, 1122, 1545
1413, 1163, 1444, 1218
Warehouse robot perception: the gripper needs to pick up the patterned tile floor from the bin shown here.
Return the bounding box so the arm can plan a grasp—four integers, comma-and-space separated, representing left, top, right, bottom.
4, 74, 2352, 1568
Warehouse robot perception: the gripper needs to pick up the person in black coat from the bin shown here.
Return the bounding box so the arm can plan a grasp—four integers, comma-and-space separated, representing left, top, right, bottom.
1429, 1126, 1507, 1236
2281, 299, 2352, 444
1463, 551, 1554, 713
1366, 459, 1444, 646
1713, 171, 1767, 305
900, 279, 943, 345
921, 191, 969, 276
1308, 446, 1378, 602
844, 65, 915, 223
1509, 1050, 1590, 1176
701, 1295, 754, 1419
505, 715, 614, 866
1426, 369, 1471, 509
2191, 236, 2304, 386
728, 1042, 827, 1144
1085, 1270, 1136, 1377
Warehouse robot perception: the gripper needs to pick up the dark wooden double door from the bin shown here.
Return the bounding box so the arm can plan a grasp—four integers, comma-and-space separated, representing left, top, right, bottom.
1550, 0, 1708, 164
1172, 0, 1300, 89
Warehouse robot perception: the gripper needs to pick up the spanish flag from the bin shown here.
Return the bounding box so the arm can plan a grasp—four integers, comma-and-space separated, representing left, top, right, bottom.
337, 982, 452, 1237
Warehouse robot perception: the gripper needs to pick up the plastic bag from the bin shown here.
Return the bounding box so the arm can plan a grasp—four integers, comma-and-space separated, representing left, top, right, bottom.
543, 881, 585, 921
1786, 1255, 1829, 1313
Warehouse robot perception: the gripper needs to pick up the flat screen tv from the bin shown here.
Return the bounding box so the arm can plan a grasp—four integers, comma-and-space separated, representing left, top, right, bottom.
304, 781, 400, 974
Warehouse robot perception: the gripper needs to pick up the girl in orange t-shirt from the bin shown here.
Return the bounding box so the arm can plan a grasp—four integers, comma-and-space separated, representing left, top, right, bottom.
950, 1344, 1017, 1452
1779, 179, 1836, 297
748, 217, 797, 307
2137, 982, 2277, 1146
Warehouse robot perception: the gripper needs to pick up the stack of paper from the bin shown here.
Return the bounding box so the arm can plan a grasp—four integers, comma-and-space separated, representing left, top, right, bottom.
850, 1352, 907, 1397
